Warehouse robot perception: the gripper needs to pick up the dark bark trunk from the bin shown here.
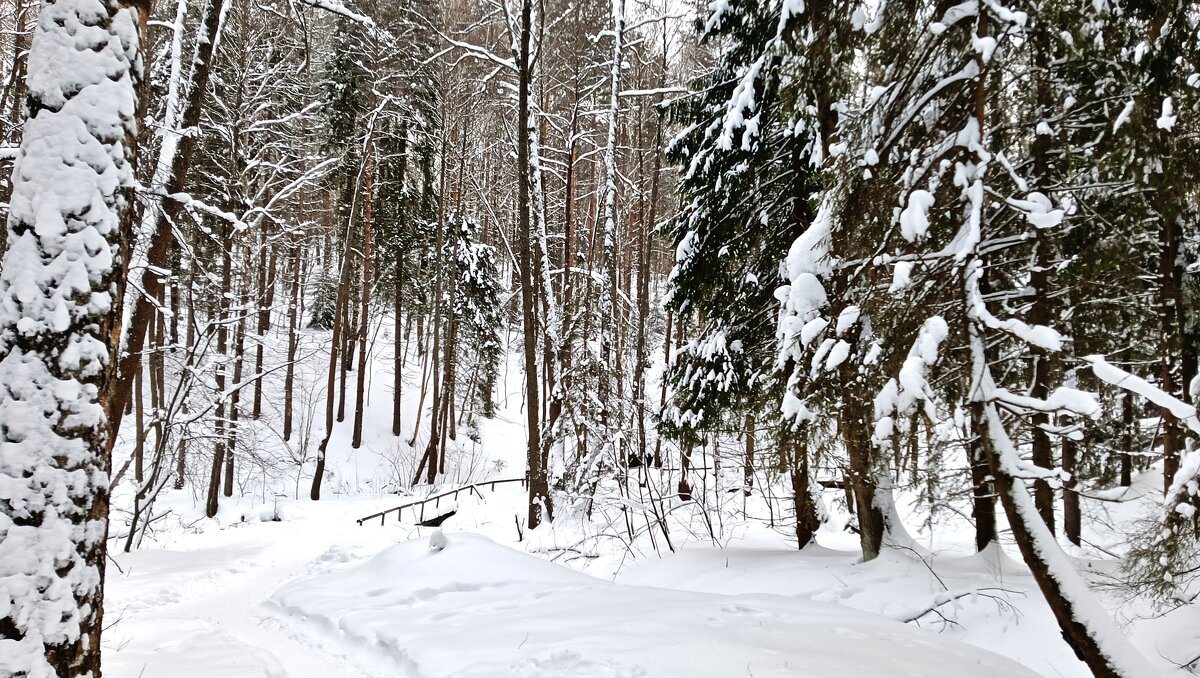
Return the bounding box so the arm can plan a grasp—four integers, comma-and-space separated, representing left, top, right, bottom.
310, 214, 355, 500
1160, 214, 1182, 493
206, 219, 233, 518
517, 0, 549, 529
969, 402, 997, 552
966, 11, 1148, 673
392, 127, 408, 437
652, 312, 672, 468
352, 142, 374, 449
152, 281, 166, 455
634, 105, 661, 474
416, 130, 449, 485
1029, 320, 1055, 533
980, 403, 1141, 677
225, 280, 247, 498
787, 434, 820, 548
1027, 17, 1057, 533
337, 281, 354, 423
134, 358, 145, 484
842, 394, 884, 561
175, 261, 197, 491
439, 316, 458, 474
743, 415, 755, 497
1062, 420, 1080, 547
1121, 393, 1134, 487
283, 243, 301, 441
251, 233, 276, 420
678, 440, 693, 501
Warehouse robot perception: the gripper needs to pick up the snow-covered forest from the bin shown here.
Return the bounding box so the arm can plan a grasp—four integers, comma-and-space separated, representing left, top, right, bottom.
0, 0, 1198, 675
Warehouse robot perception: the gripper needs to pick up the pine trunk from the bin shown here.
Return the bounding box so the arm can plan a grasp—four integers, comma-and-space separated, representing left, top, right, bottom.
283, 242, 302, 441
842, 394, 884, 561
310, 215, 355, 500
517, 0, 548, 529
108, 0, 226, 439
968, 402, 997, 551
787, 434, 820, 549
352, 142, 375, 449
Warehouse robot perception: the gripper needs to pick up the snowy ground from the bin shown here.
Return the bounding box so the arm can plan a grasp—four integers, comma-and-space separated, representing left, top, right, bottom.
102, 495, 1038, 678
102, 482, 1194, 677
101, 318, 1199, 677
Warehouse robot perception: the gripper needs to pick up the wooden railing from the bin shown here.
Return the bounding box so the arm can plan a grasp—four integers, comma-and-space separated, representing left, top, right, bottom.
355, 477, 528, 526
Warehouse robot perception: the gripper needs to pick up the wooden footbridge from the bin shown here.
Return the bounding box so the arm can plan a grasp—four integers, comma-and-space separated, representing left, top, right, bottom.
355, 477, 528, 527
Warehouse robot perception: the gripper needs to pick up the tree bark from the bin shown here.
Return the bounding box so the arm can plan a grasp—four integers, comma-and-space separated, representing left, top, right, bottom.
517, 0, 549, 528
310, 215, 355, 500
968, 402, 997, 552
225, 275, 248, 498
135, 357, 145, 483
352, 141, 375, 449
392, 126, 409, 437
1159, 214, 1182, 493
206, 217, 234, 518
634, 98, 662, 473
842, 393, 885, 561
1120, 393, 1134, 487
252, 232, 277, 420
108, 0, 228, 441
175, 260, 198, 490
283, 242, 302, 441
743, 415, 755, 496
787, 433, 820, 548
416, 127, 450, 485
1027, 19, 1057, 533
653, 312, 672, 468
0, 0, 143, 671
964, 11, 1153, 673
597, 0, 626, 464
1062, 418, 1080, 547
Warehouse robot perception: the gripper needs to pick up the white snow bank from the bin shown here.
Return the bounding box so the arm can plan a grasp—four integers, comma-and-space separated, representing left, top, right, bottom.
617, 544, 1099, 677
273, 533, 1038, 677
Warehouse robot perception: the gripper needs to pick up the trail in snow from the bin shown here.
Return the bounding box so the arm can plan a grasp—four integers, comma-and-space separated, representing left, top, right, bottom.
104, 501, 416, 678
270, 532, 1038, 678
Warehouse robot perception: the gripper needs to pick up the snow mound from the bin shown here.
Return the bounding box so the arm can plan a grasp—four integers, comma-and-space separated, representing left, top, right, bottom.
273, 533, 1037, 677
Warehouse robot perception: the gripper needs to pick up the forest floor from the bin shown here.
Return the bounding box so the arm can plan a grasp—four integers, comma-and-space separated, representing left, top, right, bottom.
100, 322, 1200, 677
98, 485, 1053, 678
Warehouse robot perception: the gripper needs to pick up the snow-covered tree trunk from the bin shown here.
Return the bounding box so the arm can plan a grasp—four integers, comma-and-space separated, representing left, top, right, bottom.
514, 0, 549, 529
970, 323, 1157, 677
529, 120, 563, 493
0, 0, 141, 673
959, 10, 1155, 677
596, 0, 625, 465
351, 139, 375, 450
107, 0, 227, 441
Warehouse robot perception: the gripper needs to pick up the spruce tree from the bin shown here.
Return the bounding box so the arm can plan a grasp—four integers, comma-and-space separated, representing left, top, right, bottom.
663, 0, 856, 546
